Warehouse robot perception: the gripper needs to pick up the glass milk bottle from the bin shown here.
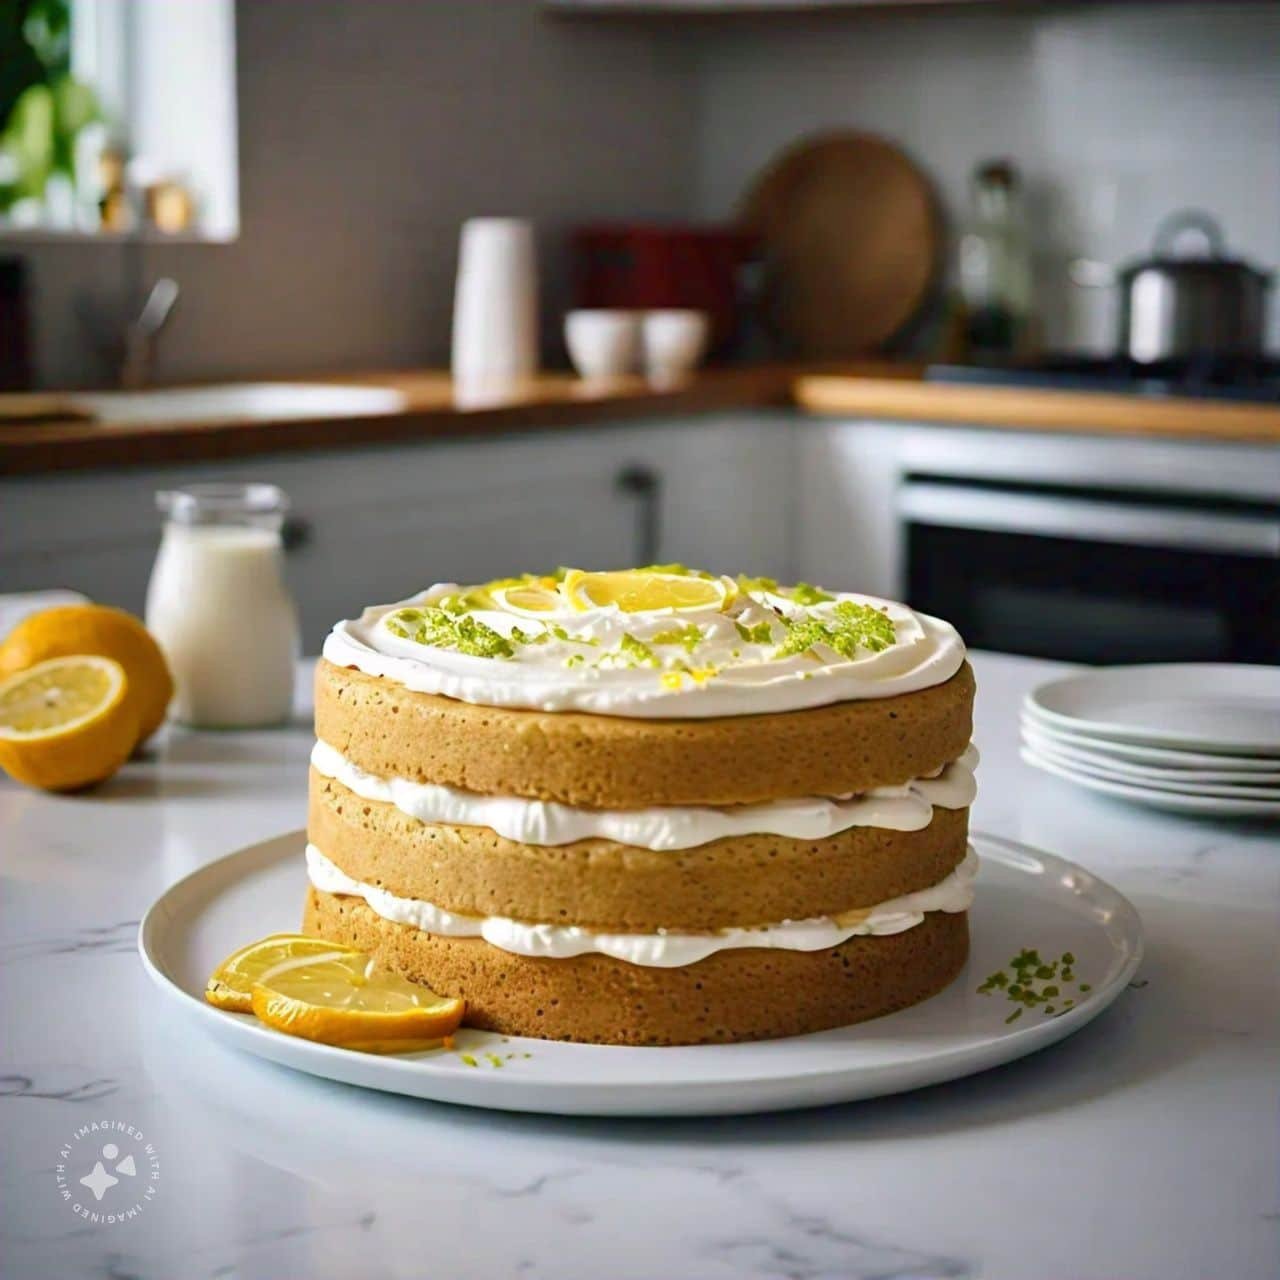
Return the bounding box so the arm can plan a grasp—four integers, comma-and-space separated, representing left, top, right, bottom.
146, 484, 300, 728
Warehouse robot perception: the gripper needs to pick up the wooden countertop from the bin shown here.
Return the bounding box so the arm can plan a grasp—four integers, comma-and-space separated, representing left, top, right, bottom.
0, 367, 805, 476
2, 362, 1277, 476
795, 374, 1280, 445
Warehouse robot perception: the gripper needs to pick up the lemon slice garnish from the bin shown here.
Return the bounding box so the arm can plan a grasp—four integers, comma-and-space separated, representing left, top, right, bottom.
491, 583, 563, 616
0, 655, 138, 792
206, 933, 364, 1012
562, 569, 731, 614
251, 951, 466, 1047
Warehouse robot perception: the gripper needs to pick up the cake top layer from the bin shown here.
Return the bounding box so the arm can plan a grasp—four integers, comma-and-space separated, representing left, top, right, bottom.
322, 567, 965, 719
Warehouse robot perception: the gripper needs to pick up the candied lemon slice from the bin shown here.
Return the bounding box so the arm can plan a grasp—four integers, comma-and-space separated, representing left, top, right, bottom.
205, 933, 363, 1012
491, 583, 563, 616
0, 655, 138, 791
251, 951, 465, 1047
562, 569, 730, 614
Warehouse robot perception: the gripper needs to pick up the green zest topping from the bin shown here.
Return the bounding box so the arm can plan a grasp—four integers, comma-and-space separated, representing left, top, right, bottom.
790, 582, 834, 605
456, 1048, 531, 1068
978, 949, 1088, 1021
618, 633, 658, 668
387, 607, 514, 659
735, 619, 775, 645
549, 624, 598, 647
736, 574, 779, 594
651, 623, 705, 653
775, 600, 896, 660
508, 625, 550, 647
564, 653, 586, 668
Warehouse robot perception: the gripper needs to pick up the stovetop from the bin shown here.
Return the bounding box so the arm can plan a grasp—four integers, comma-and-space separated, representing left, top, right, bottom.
925, 355, 1280, 404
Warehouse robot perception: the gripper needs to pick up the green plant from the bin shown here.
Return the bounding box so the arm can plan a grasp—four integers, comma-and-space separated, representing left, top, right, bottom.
0, 0, 99, 213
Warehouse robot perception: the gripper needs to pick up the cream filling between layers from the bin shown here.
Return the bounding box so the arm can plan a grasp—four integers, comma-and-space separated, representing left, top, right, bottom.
305, 843, 979, 968
311, 740, 979, 849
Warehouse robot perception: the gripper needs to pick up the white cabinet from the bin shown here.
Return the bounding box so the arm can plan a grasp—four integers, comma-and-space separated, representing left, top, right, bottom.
794, 420, 904, 598
0, 413, 788, 650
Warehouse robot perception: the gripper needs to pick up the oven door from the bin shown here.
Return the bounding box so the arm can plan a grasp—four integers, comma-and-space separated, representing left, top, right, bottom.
901, 479, 1280, 664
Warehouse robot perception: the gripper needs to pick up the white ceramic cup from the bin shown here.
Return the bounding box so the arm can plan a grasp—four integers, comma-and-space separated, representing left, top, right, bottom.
564, 310, 643, 380
642, 309, 710, 384
451, 217, 539, 387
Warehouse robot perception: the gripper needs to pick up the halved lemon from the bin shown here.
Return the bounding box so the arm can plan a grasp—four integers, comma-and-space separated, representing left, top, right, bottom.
491, 583, 563, 616
562, 569, 731, 614
0, 655, 138, 791
251, 951, 465, 1047
205, 933, 363, 1012
0, 603, 173, 745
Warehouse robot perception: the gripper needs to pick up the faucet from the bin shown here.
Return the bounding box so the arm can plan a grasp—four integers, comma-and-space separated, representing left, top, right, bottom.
120, 277, 180, 388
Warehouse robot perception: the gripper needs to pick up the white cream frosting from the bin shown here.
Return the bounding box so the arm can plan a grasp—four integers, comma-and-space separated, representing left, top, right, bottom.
305, 844, 979, 968
311, 740, 979, 849
321, 581, 965, 719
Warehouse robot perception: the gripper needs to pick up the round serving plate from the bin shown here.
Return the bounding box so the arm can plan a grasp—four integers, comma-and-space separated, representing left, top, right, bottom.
1025, 664, 1280, 755
1021, 746, 1280, 818
139, 830, 1143, 1118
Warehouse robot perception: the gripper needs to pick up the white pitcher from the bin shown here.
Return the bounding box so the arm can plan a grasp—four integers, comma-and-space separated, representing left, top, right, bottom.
451, 217, 539, 393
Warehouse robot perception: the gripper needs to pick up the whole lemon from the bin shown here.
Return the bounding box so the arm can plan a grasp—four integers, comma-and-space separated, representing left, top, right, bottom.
0, 604, 173, 745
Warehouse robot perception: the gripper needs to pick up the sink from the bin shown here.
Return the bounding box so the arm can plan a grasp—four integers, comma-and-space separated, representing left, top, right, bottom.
67, 383, 409, 425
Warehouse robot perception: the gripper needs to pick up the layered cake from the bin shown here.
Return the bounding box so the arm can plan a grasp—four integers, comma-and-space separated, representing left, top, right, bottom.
303, 568, 977, 1045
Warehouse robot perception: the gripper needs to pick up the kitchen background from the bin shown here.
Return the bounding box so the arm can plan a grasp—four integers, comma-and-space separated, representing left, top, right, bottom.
11, 0, 1280, 386
2, 0, 1278, 683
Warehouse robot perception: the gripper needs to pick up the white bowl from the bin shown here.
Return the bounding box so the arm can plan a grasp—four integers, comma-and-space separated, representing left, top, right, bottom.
564, 310, 643, 380
642, 309, 710, 385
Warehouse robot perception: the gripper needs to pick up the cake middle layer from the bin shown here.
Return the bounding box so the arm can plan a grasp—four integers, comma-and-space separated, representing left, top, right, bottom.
305, 843, 979, 965
307, 771, 971, 933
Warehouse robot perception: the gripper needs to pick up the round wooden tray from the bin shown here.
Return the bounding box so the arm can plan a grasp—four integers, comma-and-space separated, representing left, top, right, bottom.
740, 131, 940, 358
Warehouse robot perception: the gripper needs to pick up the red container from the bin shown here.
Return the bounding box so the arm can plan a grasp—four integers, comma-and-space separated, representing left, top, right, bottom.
570, 224, 757, 355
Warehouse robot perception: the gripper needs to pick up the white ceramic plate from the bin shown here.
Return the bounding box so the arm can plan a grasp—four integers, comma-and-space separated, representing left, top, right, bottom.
1021, 719, 1280, 789
139, 830, 1142, 1117
1018, 716, 1280, 783
1021, 746, 1280, 818
1026, 664, 1280, 755
1016, 716, 1280, 772
1023, 735, 1280, 800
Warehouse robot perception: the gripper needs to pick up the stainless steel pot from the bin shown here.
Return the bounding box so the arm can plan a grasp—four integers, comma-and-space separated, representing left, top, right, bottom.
1074, 211, 1273, 365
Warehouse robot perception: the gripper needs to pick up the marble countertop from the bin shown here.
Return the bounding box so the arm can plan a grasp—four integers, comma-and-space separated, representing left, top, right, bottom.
1, 652, 1276, 1280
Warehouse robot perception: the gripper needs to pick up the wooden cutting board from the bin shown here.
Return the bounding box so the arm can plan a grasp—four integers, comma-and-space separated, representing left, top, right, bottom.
739, 132, 940, 358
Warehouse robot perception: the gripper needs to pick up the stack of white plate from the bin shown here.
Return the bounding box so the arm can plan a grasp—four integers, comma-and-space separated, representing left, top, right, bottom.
1021, 664, 1280, 817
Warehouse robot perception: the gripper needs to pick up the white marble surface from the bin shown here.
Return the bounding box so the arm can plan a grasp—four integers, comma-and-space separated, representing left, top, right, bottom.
1, 652, 1276, 1280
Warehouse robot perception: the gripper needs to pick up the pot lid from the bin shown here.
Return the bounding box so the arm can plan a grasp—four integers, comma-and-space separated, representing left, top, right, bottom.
1121, 210, 1272, 283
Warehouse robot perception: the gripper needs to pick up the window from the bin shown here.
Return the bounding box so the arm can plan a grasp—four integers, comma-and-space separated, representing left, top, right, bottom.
0, 0, 237, 241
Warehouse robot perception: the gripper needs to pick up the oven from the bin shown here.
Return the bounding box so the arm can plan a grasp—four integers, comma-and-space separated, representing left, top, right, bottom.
902, 476, 1280, 664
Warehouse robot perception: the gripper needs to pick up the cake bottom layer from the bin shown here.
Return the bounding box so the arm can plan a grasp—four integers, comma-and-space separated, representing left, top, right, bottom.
303, 886, 969, 1046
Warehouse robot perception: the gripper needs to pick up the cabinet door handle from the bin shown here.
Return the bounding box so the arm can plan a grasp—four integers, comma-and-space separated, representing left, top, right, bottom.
615, 464, 661, 564
282, 515, 312, 552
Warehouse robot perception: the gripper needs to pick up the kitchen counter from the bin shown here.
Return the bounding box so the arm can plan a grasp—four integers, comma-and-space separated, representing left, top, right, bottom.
0, 366, 805, 475
795, 374, 1280, 445
2, 651, 1276, 1280
3, 362, 1278, 475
